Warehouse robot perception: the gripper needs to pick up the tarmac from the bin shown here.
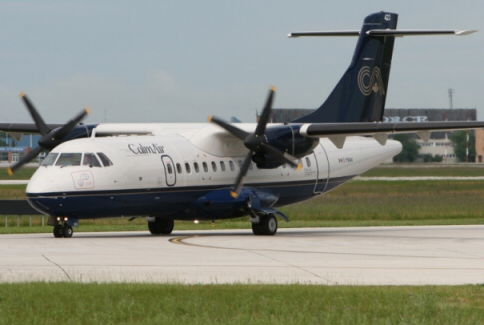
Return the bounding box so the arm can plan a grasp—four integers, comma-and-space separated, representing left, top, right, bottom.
1, 225, 484, 285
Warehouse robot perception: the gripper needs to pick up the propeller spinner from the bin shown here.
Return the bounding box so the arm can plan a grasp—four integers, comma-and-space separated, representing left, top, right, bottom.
8, 93, 90, 175
209, 87, 302, 198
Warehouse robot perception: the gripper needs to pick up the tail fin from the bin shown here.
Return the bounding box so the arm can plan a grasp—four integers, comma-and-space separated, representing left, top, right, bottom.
292, 12, 398, 123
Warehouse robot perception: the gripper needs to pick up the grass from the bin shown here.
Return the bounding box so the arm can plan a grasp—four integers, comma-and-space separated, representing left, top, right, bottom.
2, 180, 484, 233
362, 165, 484, 177
0, 283, 483, 324
0, 167, 36, 180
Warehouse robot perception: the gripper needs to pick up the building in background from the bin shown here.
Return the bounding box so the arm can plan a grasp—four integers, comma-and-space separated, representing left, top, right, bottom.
0, 133, 41, 163
270, 108, 477, 163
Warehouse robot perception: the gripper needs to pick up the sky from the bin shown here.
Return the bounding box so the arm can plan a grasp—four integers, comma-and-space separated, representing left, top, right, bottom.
1, 0, 483, 125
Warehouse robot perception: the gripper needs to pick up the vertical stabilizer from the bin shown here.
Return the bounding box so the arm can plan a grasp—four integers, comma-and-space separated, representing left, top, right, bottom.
292, 12, 398, 123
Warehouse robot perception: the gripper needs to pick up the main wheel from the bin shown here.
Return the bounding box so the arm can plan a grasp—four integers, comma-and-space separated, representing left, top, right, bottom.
260, 214, 278, 236
251, 222, 263, 235
53, 225, 63, 238
63, 225, 73, 238
159, 219, 174, 234
148, 218, 174, 235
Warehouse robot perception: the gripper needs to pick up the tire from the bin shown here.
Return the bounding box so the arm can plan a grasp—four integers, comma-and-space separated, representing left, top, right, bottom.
63, 225, 73, 238
260, 214, 278, 236
53, 225, 63, 238
159, 219, 174, 234
251, 222, 263, 235
148, 220, 161, 235
148, 218, 174, 235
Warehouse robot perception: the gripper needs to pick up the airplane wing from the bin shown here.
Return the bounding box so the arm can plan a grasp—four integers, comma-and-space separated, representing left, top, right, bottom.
0, 123, 64, 134
299, 121, 484, 148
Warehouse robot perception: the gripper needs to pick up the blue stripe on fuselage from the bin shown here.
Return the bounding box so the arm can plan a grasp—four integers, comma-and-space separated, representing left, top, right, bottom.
27, 176, 355, 220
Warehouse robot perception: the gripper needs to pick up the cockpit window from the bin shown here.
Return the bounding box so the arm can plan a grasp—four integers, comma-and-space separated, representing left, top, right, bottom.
97, 153, 113, 167
82, 153, 102, 167
55, 153, 82, 166
42, 153, 59, 166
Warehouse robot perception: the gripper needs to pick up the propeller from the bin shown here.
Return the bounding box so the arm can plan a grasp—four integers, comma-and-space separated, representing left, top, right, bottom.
8, 93, 90, 175
209, 86, 302, 198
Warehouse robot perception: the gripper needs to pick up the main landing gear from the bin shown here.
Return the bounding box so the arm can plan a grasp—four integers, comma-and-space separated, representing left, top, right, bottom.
53, 223, 73, 238
148, 217, 174, 235
251, 213, 278, 236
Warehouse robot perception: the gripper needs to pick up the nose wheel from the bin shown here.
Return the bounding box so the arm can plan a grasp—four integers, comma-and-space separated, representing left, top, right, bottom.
53, 223, 73, 238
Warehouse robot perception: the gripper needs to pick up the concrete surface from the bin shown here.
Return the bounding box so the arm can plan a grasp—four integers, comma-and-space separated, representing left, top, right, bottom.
1, 226, 483, 285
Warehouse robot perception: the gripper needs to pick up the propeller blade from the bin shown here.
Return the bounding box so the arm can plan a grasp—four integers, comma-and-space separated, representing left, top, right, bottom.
208, 115, 250, 140
8, 146, 44, 175
52, 107, 91, 140
254, 86, 276, 136
231, 151, 253, 198
20, 93, 50, 136
260, 143, 302, 170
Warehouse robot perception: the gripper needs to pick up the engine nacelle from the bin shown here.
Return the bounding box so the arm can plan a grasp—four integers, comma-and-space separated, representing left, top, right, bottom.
253, 124, 318, 169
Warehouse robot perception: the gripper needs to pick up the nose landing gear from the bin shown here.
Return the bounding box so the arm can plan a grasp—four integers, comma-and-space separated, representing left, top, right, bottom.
52, 218, 74, 238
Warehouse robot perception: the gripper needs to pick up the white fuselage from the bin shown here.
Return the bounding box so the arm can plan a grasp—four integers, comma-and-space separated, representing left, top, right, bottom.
26, 123, 402, 221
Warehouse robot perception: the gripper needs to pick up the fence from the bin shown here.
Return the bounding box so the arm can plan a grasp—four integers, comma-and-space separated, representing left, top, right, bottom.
0, 200, 44, 228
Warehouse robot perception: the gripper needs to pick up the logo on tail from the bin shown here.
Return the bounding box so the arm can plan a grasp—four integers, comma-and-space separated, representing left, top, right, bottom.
358, 66, 385, 96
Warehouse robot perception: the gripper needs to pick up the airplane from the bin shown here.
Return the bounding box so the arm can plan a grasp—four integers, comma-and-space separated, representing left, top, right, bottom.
1, 11, 482, 238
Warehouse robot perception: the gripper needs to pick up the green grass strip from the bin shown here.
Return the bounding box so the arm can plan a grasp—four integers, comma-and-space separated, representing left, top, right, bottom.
0, 283, 483, 324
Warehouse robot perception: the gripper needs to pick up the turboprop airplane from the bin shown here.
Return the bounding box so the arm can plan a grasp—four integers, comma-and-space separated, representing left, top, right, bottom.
1, 11, 482, 238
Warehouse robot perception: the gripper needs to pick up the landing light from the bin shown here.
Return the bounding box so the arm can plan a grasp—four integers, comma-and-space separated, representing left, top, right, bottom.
194, 220, 199, 224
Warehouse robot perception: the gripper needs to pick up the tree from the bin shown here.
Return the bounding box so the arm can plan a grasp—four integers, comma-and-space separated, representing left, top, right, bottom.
451, 130, 476, 162
392, 134, 419, 163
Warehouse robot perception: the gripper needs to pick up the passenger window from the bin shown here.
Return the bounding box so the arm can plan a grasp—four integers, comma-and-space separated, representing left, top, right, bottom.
211, 161, 217, 172
167, 163, 173, 174
305, 157, 311, 167
185, 162, 191, 173
83, 153, 102, 167
42, 153, 59, 166
194, 162, 199, 173
229, 161, 235, 171
97, 153, 113, 167
203, 162, 208, 172
220, 161, 226, 172
56, 153, 82, 166
176, 163, 182, 174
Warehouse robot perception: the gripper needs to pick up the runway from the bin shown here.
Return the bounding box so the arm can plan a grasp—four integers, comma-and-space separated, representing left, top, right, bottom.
1, 225, 484, 285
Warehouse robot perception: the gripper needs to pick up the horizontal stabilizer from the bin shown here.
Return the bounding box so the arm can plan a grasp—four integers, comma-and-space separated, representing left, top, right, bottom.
288, 30, 359, 37
288, 29, 477, 38
366, 29, 477, 37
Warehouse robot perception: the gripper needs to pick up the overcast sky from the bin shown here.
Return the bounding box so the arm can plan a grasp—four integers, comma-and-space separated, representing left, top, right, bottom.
1, 1, 483, 125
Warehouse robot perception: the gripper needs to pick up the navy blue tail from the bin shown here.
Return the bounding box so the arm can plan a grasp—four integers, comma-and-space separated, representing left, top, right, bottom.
292, 12, 398, 123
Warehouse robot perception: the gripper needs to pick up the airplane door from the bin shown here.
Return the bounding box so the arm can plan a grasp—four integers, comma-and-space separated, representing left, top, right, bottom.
161, 155, 176, 186
313, 143, 330, 194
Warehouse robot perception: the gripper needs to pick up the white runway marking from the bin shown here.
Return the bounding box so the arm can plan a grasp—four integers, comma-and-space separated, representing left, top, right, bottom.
354, 176, 484, 181
1, 226, 484, 285
0, 180, 29, 185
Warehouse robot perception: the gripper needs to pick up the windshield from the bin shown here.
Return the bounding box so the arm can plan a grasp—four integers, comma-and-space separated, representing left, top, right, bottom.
97, 152, 113, 167
42, 153, 59, 166
82, 153, 102, 167
55, 153, 82, 167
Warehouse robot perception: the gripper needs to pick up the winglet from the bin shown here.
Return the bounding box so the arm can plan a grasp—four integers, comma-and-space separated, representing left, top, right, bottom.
230, 191, 238, 198
7, 167, 13, 176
